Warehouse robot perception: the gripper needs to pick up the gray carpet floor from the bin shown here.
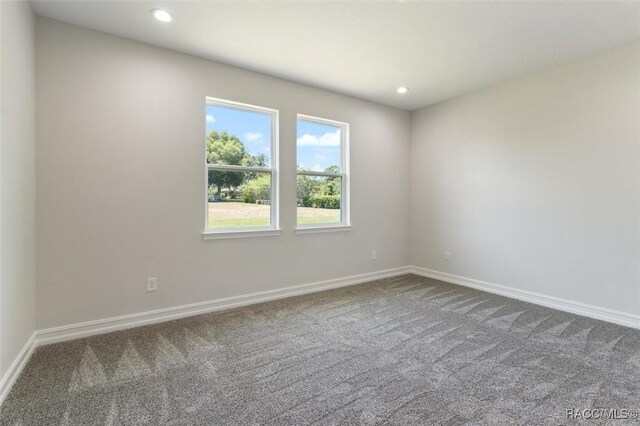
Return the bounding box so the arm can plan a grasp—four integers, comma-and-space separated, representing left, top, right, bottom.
2, 274, 640, 425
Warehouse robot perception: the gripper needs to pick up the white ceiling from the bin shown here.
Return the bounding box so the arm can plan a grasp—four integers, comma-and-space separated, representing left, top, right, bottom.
31, 1, 640, 111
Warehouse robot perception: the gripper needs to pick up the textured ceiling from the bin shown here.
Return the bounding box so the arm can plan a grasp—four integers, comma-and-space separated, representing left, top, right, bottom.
31, 0, 640, 110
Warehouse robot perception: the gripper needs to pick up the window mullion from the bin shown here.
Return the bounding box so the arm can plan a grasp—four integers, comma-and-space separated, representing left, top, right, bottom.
208, 164, 273, 173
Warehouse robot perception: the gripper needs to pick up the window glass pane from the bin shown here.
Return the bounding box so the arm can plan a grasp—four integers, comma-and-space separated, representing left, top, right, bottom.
297, 119, 341, 172
297, 175, 341, 225
208, 171, 271, 228
206, 104, 271, 167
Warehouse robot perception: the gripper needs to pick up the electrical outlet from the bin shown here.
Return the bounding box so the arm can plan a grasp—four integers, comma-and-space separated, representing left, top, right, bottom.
444, 251, 451, 262
371, 250, 377, 261
147, 277, 158, 292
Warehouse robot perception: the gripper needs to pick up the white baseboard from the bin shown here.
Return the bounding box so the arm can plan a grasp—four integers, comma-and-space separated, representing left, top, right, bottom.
0, 332, 36, 406
410, 266, 640, 330
0, 267, 408, 404
3, 265, 638, 406
34, 265, 640, 347
35, 266, 412, 346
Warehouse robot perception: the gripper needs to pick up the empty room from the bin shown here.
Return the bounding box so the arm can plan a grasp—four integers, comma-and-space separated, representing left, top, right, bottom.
1, 0, 639, 424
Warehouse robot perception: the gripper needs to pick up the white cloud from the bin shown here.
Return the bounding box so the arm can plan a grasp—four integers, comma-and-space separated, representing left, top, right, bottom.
206, 114, 216, 123
297, 129, 340, 147
313, 153, 328, 162
244, 132, 263, 143
298, 163, 324, 172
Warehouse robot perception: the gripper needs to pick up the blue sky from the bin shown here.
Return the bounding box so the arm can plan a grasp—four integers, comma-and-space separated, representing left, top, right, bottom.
296, 119, 341, 172
206, 105, 341, 172
206, 104, 272, 166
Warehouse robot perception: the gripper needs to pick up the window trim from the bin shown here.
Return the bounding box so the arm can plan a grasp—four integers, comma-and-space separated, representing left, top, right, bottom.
203, 97, 279, 238
295, 114, 350, 231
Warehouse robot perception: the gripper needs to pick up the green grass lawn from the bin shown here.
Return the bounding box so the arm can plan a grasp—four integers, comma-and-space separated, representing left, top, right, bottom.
208, 202, 340, 228
297, 215, 341, 225
209, 217, 271, 227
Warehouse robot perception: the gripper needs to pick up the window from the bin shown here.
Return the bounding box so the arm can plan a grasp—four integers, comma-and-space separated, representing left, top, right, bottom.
296, 114, 349, 232
204, 98, 279, 239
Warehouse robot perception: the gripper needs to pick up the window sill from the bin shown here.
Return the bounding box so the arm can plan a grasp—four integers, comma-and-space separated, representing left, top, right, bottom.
295, 225, 352, 235
202, 228, 282, 240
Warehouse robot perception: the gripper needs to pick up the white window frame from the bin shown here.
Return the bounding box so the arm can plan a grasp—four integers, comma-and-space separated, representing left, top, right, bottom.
203, 97, 280, 240
295, 114, 350, 234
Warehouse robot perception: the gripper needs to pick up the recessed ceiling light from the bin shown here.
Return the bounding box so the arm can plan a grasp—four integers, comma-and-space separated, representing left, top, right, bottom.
397, 86, 408, 94
151, 9, 173, 23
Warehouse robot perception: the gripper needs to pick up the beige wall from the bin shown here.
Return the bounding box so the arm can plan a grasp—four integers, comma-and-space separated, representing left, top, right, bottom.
1, 1, 36, 377
411, 40, 640, 315
33, 17, 640, 332
35, 18, 411, 329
